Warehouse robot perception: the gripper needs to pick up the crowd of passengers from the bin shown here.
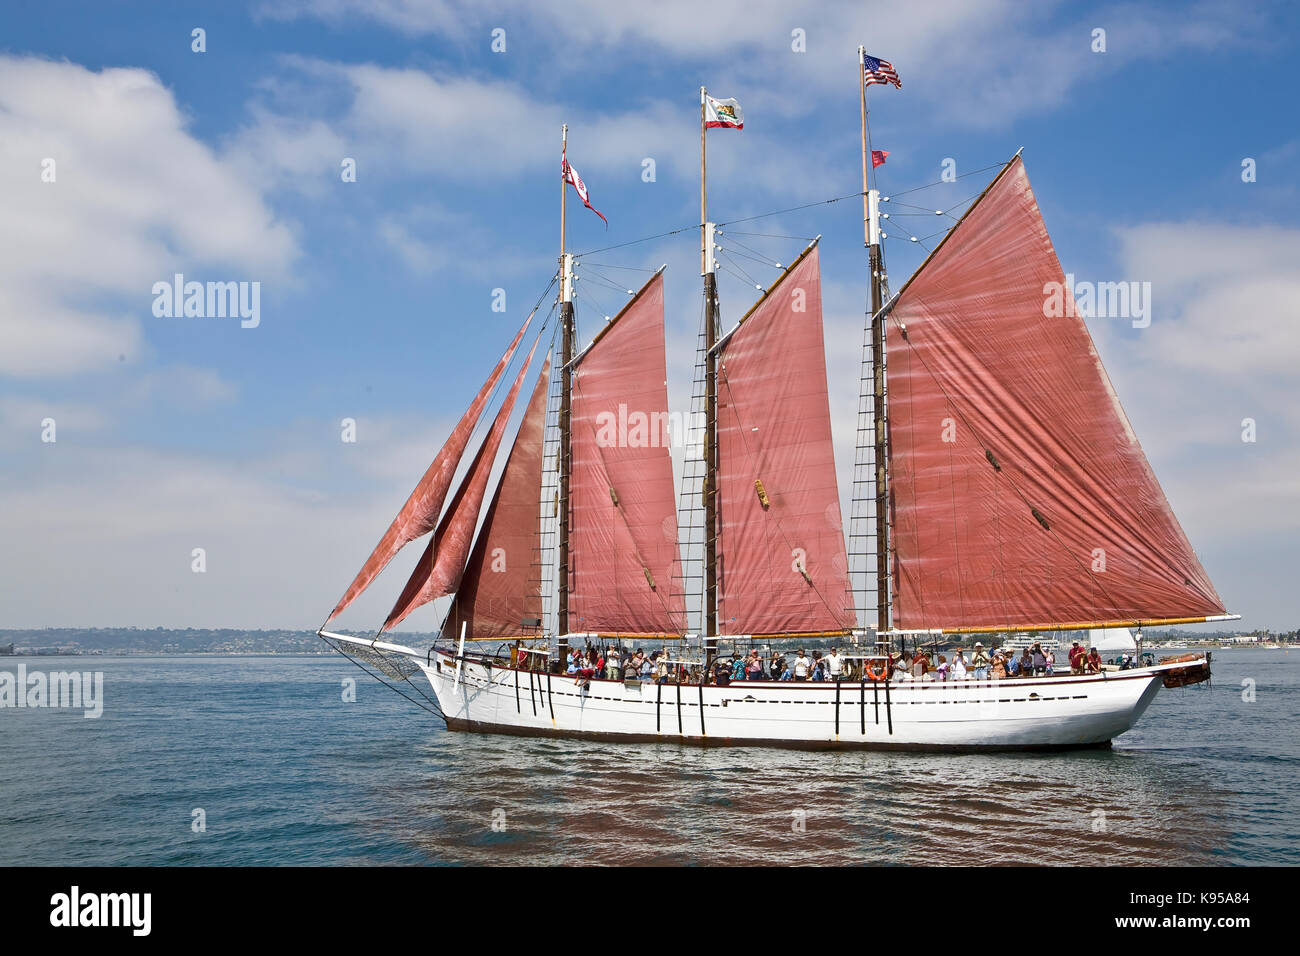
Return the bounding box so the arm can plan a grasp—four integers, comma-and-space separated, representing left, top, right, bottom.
556, 639, 1123, 685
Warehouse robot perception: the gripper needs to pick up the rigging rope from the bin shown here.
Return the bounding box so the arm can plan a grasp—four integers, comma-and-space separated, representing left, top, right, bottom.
324, 637, 444, 719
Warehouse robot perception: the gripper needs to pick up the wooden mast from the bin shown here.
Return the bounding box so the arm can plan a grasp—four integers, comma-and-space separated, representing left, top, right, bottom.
558, 124, 574, 654
860, 46, 890, 637
700, 87, 720, 655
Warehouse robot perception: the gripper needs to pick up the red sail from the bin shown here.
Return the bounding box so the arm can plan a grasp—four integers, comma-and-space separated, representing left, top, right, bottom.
886, 156, 1225, 630
715, 246, 854, 636
383, 339, 538, 631
440, 355, 551, 641
327, 315, 532, 623
568, 272, 685, 635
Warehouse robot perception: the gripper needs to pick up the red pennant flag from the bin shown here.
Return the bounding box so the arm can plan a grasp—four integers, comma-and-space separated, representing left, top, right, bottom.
871, 149, 889, 168
562, 151, 608, 227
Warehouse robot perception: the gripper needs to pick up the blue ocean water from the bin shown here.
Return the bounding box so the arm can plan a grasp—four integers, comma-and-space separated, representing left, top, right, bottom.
0, 648, 1295, 866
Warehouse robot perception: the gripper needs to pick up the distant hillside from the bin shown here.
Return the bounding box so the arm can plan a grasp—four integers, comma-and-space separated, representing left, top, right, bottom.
0, 628, 440, 655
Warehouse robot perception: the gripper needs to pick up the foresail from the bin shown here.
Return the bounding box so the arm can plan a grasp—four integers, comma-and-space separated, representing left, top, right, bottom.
441, 354, 551, 642
383, 338, 539, 631
885, 155, 1225, 631
715, 245, 854, 636
327, 314, 533, 623
568, 272, 686, 635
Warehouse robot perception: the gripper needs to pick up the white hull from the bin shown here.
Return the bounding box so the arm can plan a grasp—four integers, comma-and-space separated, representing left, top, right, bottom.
322, 635, 1206, 750
429, 657, 1161, 750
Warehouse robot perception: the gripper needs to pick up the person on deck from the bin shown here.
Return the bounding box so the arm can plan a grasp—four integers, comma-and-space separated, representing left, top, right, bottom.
1006, 651, 1022, 677
770, 652, 787, 681
1068, 641, 1086, 675
971, 643, 990, 680
640, 652, 654, 681
1019, 648, 1035, 677
732, 656, 746, 682
810, 654, 826, 682
935, 655, 950, 681
793, 649, 811, 681
746, 649, 765, 681
1043, 646, 1056, 676
990, 650, 1008, 680
713, 658, 731, 685
655, 651, 671, 684
825, 647, 844, 682
1030, 643, 1047, 677
910, 650, 929, 679
892, 654, 910, 681
951, 648, 968, 681
1087, 647, 1102, 673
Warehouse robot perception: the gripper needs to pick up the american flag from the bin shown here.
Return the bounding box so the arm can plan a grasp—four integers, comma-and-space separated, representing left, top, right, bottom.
863, 53, 901, 89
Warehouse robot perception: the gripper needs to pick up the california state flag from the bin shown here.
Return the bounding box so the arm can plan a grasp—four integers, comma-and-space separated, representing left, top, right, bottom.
705, 94, 743, 130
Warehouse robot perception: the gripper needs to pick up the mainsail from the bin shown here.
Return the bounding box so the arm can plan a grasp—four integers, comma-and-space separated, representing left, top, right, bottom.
440, 354, 551, 641
715, 245, 854, 636
383, 338, 539, 631
326, 314, 532, 623
885, 155, 1224, 631
567, 271, 685, 635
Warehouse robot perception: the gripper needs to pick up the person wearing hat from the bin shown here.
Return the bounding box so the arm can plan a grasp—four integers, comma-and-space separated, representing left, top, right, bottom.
971, 642, 990, 680
1068, 640, 1086, 675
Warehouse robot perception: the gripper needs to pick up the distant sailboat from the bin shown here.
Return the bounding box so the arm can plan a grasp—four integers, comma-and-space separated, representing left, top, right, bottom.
1089, 628, 1137, 653
319, 50, 1235, 750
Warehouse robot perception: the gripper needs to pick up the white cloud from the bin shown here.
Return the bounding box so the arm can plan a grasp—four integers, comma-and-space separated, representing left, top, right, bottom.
1083, 220, 1300, 625
0, 56, 297, 378
1116, 223, 1300, 376
0, 416, 471, 629
260, 0, 1266, 127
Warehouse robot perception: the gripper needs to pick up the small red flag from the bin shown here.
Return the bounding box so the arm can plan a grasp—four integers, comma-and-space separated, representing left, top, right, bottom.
871, 149, 889, 168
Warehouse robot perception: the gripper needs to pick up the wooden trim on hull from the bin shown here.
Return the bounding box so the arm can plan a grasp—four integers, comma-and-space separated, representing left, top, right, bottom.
441, 715, 1116, 753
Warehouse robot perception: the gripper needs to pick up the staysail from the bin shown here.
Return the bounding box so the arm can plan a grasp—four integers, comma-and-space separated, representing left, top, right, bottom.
715, 244, 854, 636
440, 354, 551, 641
326, 314, 533, 623
383, 338, 539, 631
885, 155, 1225, 631
567, 271, 685, 635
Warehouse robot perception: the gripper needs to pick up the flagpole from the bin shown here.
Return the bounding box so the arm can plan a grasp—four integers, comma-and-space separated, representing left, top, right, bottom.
561, 124, 568, 259
700, 85, 719, 656
700, 87, 707, 274
859, 45, 869, 246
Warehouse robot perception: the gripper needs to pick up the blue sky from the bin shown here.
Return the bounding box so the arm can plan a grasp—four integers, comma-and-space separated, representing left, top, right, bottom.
2, 0, 1298, 632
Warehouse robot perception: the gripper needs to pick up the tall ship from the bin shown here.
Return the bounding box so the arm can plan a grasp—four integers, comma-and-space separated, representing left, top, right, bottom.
319, 50, 1235, 750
